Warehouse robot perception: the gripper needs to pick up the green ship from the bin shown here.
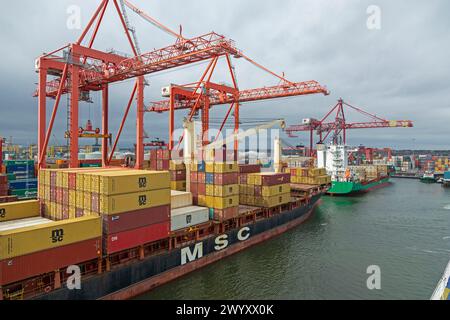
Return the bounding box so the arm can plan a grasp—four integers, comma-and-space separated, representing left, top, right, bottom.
328, 176, 390, 195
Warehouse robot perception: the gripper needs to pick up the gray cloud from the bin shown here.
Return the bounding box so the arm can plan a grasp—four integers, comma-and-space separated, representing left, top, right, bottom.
0, 0, 449, 150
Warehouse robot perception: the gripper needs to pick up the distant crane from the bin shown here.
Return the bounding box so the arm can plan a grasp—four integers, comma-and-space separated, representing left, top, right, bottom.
285, 99, 414, 157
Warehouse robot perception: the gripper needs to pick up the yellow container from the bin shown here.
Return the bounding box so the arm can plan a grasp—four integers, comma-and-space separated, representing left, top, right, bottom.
98, 170, 170, 195
0, 216, 102, 260
83, 192, 91, 211
69, 206, 76, 219
214, 184, 239, 197
205, 162, 215, 173
189, 162, 199, 172
206, 185, 215, 196
69, 190, 77, 207
291, 176, 298, 184
198, 195, 207, 207
99, 189, 170, 215
170, 161, 186, 171
262, 184, 290, 197
0, 200, 40, 222
171, 181, 186, 191
213, 196, 239, 210
256, 193, 291, 208
205, 196, 215, 208
214, 162, 238, 174
76, 191, 84, 209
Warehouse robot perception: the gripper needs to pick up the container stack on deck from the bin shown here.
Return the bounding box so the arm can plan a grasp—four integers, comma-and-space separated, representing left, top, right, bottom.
170, 161, 187, 191
3, 160, 37, 200
348, 164, 388, 181
170, 190, 209, 232
286, 167, 330, 186
204, 162, 240, 221
240, 172, 291, 208
0, 199, 101, 288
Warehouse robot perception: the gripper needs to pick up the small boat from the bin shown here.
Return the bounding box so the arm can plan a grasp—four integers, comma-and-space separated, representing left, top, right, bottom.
420, 172, 436, 184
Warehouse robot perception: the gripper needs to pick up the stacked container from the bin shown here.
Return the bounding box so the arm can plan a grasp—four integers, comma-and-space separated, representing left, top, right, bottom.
170, 190, 209, 232
190, 161, 206, 207
0, 174, 8, 198
287, 167, 330, 185
0, 213, 102, 287
203, 162, 239, 221
145, 149, 171, 171
170, 161, 187, 191
4, 160, 37, 200
240, 172, 291, 208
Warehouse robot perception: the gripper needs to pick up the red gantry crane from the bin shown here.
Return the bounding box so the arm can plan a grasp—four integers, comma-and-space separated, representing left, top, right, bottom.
285, 99, 414, 157
35, 0, 328, 169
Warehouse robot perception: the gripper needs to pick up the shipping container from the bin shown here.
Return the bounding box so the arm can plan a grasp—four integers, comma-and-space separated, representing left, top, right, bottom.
261, 184, 291, 197
206, 185, 215, 196
213, 173, 239, 186
0, 216, 102, 260
254, 193, 291, 208
96, 170, 170, 195
0, 200, 40, 222
0, 237, 101, 286
239, 164, 262, 174
205, 196, 215, 208
170, 181, 186, 191
171, 206, 209, 232
248, 173, 290, 186
10, 189, 38, 200
214, 162, 239, 174
197, 195, 207, 207
171, 191, 193, 209
169, 161, 186, 171
170, 170, 187, 181
213, 196, 239, 210
213, 184, 239, 197
213, 207, 239, 222
104, 222, 170, 255
99, 189, 170, 215
103, 205, 170, 234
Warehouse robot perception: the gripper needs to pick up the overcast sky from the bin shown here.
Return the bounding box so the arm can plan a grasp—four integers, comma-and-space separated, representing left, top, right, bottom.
0, 0, 449, 150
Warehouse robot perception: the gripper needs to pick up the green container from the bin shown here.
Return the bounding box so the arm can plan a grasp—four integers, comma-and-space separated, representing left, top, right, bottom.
3, 160, 35, 166
209, 208, 215, 220
6, 173, 16, 181
80, 163, 102, 168
10, 188, 38, 199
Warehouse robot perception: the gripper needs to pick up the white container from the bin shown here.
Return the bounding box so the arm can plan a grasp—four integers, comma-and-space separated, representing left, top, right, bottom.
171, 206, 209, 232
171, 191, 193, 209
78, 153, 86, 160
85, 152, 102, 160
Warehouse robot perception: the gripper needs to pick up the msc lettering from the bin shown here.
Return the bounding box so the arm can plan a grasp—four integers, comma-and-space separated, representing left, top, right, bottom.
181, 227, 251, 265
0, 208, 6, 218
51, 229, 64, 243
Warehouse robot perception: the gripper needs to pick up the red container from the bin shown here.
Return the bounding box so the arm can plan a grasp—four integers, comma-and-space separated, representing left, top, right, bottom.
190, 172, 198, 183
62, 189, 69, 206
150, 150, 158, 160
197, 183, 206, 196
170, 170, 186, 181
104, 222, 170, 255
156, 160, 163, 171
0, 184, 8, 192
50, 172, 57, 186
149, 159, 157, 171
239, 174, 248, 185
68, 173, 77, 190
103, 205, 170, 235
162, 159, 170, 170
76, 208, 85, 218
0, 175, 7, 184
214, 173, 239, 186
91, 193, 100, 213
56, 187, 63, 204
0, 190, 8, 197
197, 173, 206, 184
50, 188, 56, 202
214, 207, 239, 222
239, 164, 261, 174
0, 238, 101, 286
62, 205, 69, 220
190, 183, 198, 195
261, 173, 290, 186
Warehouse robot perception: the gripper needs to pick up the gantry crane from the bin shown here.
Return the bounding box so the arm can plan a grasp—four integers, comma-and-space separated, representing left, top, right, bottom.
285, 99, 414, 156
35, 0, 328, 170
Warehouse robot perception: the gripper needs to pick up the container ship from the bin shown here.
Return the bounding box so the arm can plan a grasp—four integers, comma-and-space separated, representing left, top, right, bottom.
315, 144, 390, 196
0, 161, 328, 300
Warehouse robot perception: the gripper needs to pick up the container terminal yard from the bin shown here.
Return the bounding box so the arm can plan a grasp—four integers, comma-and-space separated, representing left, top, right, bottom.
0, 0, 449, 302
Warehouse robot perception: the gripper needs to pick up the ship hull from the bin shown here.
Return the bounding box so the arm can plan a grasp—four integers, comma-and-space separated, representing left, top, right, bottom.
34, 193, 323, 300
327, 176, 390, 195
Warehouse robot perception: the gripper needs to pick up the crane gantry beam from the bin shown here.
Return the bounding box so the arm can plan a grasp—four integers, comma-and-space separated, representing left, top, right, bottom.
285, 99, 414, 156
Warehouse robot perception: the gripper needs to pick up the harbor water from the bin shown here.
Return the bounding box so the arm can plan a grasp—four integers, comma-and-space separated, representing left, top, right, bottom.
136, 179, 450, 300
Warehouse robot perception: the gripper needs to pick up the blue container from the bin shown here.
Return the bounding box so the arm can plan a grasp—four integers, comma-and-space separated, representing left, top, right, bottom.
197, 161, 206, 173
206, 173, 215, 185
209, 208, 215, 220
13, 172, 36, 180
444, 172, 450, 180
4, 160, 34, 166
9, 179, 38, 190
6, 164, 35, 174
